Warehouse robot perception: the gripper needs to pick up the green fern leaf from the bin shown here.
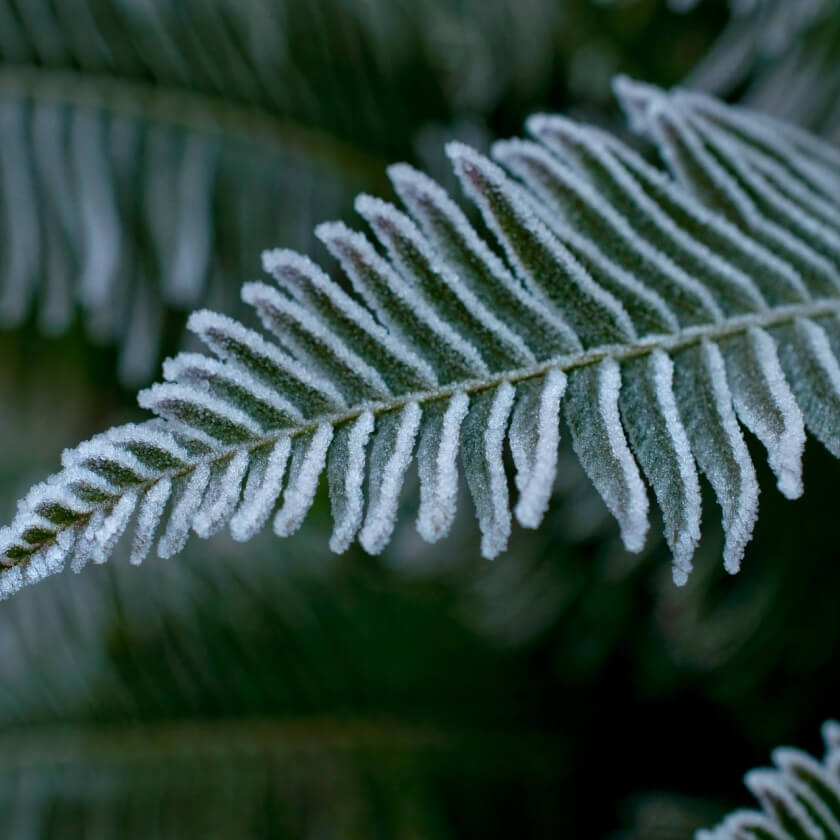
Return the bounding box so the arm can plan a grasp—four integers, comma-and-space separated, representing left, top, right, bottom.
2, 80, 839, 599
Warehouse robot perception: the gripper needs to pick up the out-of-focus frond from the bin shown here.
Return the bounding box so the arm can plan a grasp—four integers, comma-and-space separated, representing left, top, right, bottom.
0, 0, 596, 384
0, 68, 380, 384
682, 0, 840, 140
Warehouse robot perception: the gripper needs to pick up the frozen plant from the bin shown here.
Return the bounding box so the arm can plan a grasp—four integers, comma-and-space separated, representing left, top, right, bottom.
1, 80, 839, 600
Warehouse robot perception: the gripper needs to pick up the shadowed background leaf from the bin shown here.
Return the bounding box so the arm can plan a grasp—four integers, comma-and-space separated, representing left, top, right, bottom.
0, 0, 721, 385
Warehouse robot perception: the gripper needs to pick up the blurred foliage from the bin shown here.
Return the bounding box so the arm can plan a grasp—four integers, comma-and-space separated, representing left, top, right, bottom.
686, 0, 840, 139
0, 0, 838, 837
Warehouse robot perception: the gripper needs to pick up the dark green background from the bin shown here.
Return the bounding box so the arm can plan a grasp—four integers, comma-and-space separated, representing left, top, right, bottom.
0, 1, 836, 836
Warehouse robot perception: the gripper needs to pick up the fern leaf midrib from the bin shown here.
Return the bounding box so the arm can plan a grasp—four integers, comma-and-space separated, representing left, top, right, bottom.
14, 295, 838, 564
0, 64, 387, 185
202, 295, 840, 445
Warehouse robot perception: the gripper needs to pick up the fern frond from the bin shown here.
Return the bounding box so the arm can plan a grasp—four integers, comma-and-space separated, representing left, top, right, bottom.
2, 81, 840, 599
697, 720, 840, 840
0, 63, 383, 384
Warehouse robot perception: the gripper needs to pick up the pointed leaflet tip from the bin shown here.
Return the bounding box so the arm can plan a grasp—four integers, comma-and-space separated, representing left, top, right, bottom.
261, 248, 326, 290
525, 112, 580, 143
359, 402, 422, 555
313, 219, 354, 246
416, 392, 470, 543
564, 359, 650, 554
354, 193, 390, 218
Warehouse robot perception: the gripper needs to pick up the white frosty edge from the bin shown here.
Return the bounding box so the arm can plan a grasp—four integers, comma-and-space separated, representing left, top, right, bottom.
192, 450, 250, 538
732, 327, 806, 499
355, 192, 536, 366
273, 425, 333, 537
492, 136, 726, 326
446, 140, 633, 346
744, 769, 824, 840
262, 247, 438, 390
387, 162, 518, 286
71, 508, 106, 573
329, 411, 375, 553
230, 437, 291, 542
510, 369, 567, 530
772, 747, 840, 838
599, 358, 650, 555
63, 439, 153, 480
99, 422, 192, 465
138, 381, 263, 441
242, 280, 392, 398
92, 492, 138, 565
465, 382, 516, 560
699, 342, 760, 574
647, 349, 703, 584
130, 477, 172, 566
359, 402, 422, 555
315, 219, 490, 379
387, 162, 580, 354
520, 120, 770, 315
187, 309, 347, 410
416, 392, 470, 543
164, 351, 304, 425
157, 464, 211, 559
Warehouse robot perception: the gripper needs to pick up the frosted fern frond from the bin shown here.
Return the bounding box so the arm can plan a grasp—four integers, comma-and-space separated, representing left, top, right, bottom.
697, 720, 840, 840
2, 81, 840, 599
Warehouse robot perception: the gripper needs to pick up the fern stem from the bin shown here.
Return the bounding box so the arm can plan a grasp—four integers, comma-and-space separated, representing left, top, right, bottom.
240, 297, 840, 445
